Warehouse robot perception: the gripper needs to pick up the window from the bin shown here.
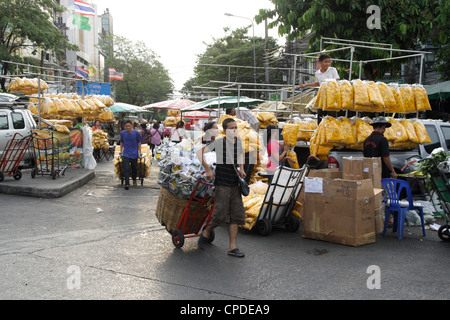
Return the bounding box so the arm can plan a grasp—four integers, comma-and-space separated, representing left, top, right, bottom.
11, 112, 25, 130
424, 125, 441, 154
0, 113, 8, 130
440, 126, 450, 150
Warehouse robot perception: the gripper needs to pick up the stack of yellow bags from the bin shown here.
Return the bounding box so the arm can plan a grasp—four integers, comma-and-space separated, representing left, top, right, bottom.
98, 108, 115, 122
296, 119, 318, 142
92, 130, 110, 150
163, 116, 182, 127
241, 182, 268, 230
113, 145, 152, 180
8, 77, 50, 95
255, 112, 278, 129
168, 109, 180, 117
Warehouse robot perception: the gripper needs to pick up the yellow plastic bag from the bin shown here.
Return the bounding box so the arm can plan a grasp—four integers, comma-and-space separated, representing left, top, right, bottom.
400, 85, 416, 113
313, 83, 326, 110
355, 117, 373, 144
352, 79, 371, 107
282, 123, 300, 147
388, 84, 405, 113
340, 80, 354, 110
287, 150, 300, 169
377, 82, 396, 108
322, 116, 345, 145
411, 120, 432, 144
413, 84, 432, 111
366, 81, 385, 108
401, 119, 420, 144
337, 117, 356, 145
325, 80, 341, 111
386, 119, 408, 142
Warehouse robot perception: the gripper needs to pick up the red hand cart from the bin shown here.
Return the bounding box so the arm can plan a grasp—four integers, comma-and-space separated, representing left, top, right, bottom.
0, 132, 35, 182
155, 180, 216, 248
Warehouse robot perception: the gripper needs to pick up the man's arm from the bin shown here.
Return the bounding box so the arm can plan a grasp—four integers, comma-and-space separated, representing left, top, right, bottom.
383, 156, 397, 179
120, 141, 123, 156
299, 82, 320, 88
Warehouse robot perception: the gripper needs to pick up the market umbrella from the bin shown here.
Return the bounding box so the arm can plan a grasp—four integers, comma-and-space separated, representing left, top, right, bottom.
110, 102, 140, 114
183, 111, 212, 119
142, 98, 196, 110
182, 96, 264, 112
424, 81, 450, 100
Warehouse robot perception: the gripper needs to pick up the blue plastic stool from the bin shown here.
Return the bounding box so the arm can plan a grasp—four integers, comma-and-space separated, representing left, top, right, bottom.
381, 178, 426, 240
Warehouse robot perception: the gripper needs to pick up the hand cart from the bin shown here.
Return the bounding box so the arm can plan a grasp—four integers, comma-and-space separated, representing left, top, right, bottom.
254, 162, 310, 236
428, 160, 450, 241
155, 180, 216, 248
0, 132, 35, 182
31, 132, 67, 179
116, 155, 146, 186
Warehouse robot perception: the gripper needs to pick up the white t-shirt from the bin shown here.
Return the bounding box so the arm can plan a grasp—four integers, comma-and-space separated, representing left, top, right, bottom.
171, 128, 186, 142
315, 67, 340, 85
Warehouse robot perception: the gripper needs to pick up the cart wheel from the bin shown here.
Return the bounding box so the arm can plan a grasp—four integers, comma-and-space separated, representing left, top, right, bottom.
13, 170, 22, 181
438, 225, 450, 242
31, 168, 37, 179
0, 172, 4, 182
286, 215, 300, 232
172, 229, 185, 248
255, 219, 272, 236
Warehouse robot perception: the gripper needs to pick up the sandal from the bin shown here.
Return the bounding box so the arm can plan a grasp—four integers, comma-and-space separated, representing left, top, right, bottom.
228, 248, 245, 258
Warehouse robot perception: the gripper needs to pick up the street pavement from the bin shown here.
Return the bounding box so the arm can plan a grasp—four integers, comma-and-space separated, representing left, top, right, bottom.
0, 159, 449, 301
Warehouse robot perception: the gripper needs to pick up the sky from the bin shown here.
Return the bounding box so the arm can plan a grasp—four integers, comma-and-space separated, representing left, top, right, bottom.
95, 0, 285, 92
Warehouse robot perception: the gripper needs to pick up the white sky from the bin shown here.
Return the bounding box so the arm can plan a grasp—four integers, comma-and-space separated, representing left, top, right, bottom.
95, 0, 285, 92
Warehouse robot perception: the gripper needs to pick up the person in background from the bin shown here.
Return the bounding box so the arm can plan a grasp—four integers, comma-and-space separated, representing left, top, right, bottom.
139, 123, 151, 145
171, 121, 188, 143
120, 120, 142, 190
149, 122, 163, 158
201, 121, 220, 145
299, 54, 340, 88
92, 120, 102, 131
197, 118, 246, 257
226, 107, 236, 117
363, 116, 398, 180
74, 116, 83, 129
266, 125, 290, 183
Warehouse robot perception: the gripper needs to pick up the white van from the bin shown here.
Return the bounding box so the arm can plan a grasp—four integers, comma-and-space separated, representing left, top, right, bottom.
0, 102, 37, 167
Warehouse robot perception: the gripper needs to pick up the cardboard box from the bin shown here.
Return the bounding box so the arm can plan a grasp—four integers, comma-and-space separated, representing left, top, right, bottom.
342, 157, 364, 180
363, 158, 382, 189
374, 205, 385, 234
303, 175, 376, 247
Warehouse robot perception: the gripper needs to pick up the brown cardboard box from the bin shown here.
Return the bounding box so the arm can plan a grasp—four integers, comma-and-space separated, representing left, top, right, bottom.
373, 188, 385, 234
342, 157, 364, 180
363, 158, 382, 189
303, 175, 376, 247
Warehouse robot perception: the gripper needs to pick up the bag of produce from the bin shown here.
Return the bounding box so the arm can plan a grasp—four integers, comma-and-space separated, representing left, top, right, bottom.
339, 80, 354, 110
337, 117, 356, 145
411, 120, 432, 144
355, 117, 373, 144
282, 123, 300, 147
366, 81, 385, 108
352, 79, 371, 107
401, 119, 420, 144
322, 116, 345, 145
400, 85, 416, 113
377, 82, 396, 109
388, 84, 405, 113
325, 80, 341, 111
386, 118, 408, 142
413, 84, 432, 111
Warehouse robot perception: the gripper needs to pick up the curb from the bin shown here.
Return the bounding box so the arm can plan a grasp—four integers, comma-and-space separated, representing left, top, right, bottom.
0, 170, 96, 198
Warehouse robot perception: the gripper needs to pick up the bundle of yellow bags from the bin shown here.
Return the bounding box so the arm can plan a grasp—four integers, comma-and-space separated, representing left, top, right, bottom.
313, 80, 431, 113
309, 116, 432, 158
92, 130, 110, 150
113, 145, 152, 179
296, 118, 318, 142
8, 77, 50, 94
98, 108, 115, 122
241, 182, 268, 230
163, 116, 183, 128
255, 112, 278, 129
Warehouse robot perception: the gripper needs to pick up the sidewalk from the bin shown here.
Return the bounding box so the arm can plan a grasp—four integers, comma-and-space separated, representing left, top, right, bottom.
0, 166, 95, 198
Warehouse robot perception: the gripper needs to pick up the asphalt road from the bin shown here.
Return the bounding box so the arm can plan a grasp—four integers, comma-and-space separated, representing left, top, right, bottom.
0, 159, 449, 302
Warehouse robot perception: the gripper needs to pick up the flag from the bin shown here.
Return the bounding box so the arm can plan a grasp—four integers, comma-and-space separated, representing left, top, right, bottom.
74, 0, 96, 16
72, 13, 91, 31
75, 66, 89, 79
109, 68, 124, 81
88, 64, 98, 77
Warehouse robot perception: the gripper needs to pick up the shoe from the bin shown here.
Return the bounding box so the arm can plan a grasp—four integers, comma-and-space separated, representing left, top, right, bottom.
197, 234, 210, 249
227, 248, 245, 257
125, 185, 129, 190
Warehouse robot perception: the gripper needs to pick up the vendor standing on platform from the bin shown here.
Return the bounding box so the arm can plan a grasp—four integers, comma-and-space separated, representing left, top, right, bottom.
120, 120, 142, 190
363, 116, 398, 179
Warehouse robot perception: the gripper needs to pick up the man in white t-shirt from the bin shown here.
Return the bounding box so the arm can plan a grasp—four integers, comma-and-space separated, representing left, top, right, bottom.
299, 54, 340, 88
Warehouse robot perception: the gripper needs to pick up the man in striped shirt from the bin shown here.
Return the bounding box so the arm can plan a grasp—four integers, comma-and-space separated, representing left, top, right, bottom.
196, 118, 246, 257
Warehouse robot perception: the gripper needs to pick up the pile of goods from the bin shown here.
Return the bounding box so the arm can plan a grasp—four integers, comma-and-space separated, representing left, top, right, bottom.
314, 79, 432, 113
163, 116, 183, 128
8, 77, 50, 95
92, 130, 110, 151
40, 119, 73, 134
157, 139, 216, 200
113, 145, 152, 180
28, 93, 115, 122
255, 112, 279, 128
309, 116, 432, 159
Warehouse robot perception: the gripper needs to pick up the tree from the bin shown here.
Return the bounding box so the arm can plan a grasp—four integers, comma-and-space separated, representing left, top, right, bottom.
256, 0, 448, 82
99, 35, 173, 106
0, 0, 78, 90
183, 27, 286, 99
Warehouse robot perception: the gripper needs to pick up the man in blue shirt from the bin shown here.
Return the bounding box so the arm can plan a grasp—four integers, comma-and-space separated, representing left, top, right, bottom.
120, 120, 142, 190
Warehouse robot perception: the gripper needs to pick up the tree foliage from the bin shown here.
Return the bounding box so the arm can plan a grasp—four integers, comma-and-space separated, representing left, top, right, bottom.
0, 0, 78, 89
256, 0, 448, 81
99, 35, 173, 106
183, 27, 286, 99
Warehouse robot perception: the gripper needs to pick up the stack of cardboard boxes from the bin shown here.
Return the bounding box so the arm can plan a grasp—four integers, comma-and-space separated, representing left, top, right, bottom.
302, 157, 384, 247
